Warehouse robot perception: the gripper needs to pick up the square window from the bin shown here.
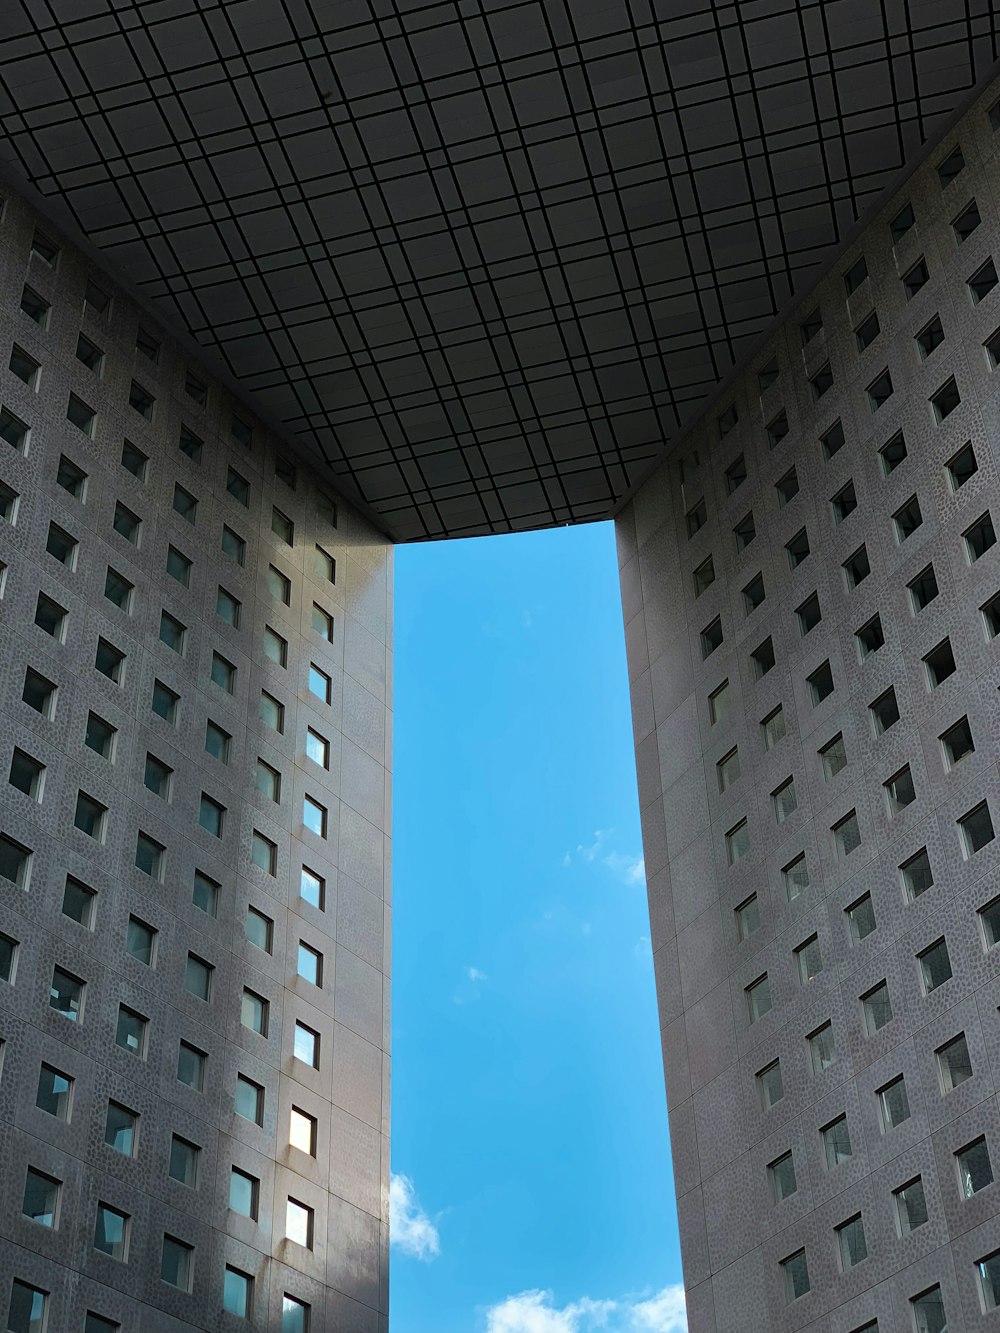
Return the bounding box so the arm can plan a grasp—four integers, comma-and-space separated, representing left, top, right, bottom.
750, 637, 774, 680
272, 507, 294, 544
959, 801, 995, 856
294, 1021, 320, 1067
981, 892, 1000, 950
22, 1167, 60, 1229
135, 832, 164, 880
941, 716, 974, 768
923, 638, 955, 687
184, 371, 207, 406
256, 759, 280, 801
8, 1281, 47, 1333
780, 1249, 809, 1302
268, 565, 292, 604
700, 618, 723, 660
761, 706, 784, 751
120, 437, 146, 479
957, 1136, 993, 1197
34, 593, 66, 639
775, 467, 798, 505
869, 688, 899, 735
229, 1167, 259, 1219
115, 1004, 146, 1056
76, 334, 103, 373
143, 753, 172, 800
251, 832, 277, 876
772, 777, 797, 824
9, 345, 39, 388
216, 586, 240, 628
809, 1022, 836, 1075
717, 747, 740, 793
286, 1198, 314, 1249
745, 974, 771, 1023
785, 527, 809, 568
308, 663, 332, 703
170, 428, 202, 471
260, 691, 284, 732
880, 430, 907, 474
735, 894, 759, 942
312, 603, 333, 641
84, 280, 110, 317
867, 369, 892, 411
880, 1077, 912, 1130
9, 749, 44, 800
231, 414, 252, 447
844, 255, 867, 292
862, 980, 892, 1034
901, 848, 934, 901
264, 627, 288, 667
41, 1083, 71, 1144
94, 1203, 129, 1260
807, 660, 834, 704
198, 793, 225, 838
742, 573, 765, 615
276, 455, 297, 488
62, 876, 96, 928
159, 611, 186, 654
903, 255, 929, 298
931, 376, 961, 422
810, 362, 833, 400
908, 564, 938, 612
125, 916, 156, 966
151, 680, 178, 724
128, 381, 154, 420
300, 867, 325, 910
796, 592, 821, 636
172, 484, 197, 524
795, 934, 822, 984
160, 1236, 193, 1291
823, 1114, 852, 1168
819, 733, 846, 780
246, 905, 273, 953
20, 285, 49, 325
135, 327, 159, 362
0, 834, 31, 888
67, 394, 95, 436
314, 544, 336, 583
290, 1107, 317, 1156
226, 467, 249, 505
176, 1041, 207, 1092
297, 942, 322, 987
692, 556, 715, 597
969, 257, 999, 303
303, 795, 327, 837
769, 1151, 796, 1203
22, 668, 54, 717
223, 1267, 253, 1319
0, 408, 29, 452
766, 409, 789, 448
0, 938, 16, 987
782, 854, 809, 901
235, 1074, 264, 1124
987, 327, 1000, 369
831, 480, 857, 523
104, 1101, 137, 1157
112, 502, 141, 547
801, 309, 822, 343
964, 512, 996, 563
836, 1214, 867, 1270
184, 954, 213, 1001
74, 791, 107, 841
725, 455, 746, 493
0, 479, 18, 525
757, 1059, 783, 1110
211, 652, 236, 693
168, 1135, 200, 1187
855, 310, 879, 351
884, 765, 915, 815
165, 545, 192, 587
104, 568, 134, 612
938, 1032, 973, 1090
50, 965, 85, 1021
918, 938, 951, 994
717, 404, 738, 436
946, 441, 977, 490
221, 525, 246, 565
241, 988, 268, 1036
915, 315, 944, 358
306, 728, 330, 769
893, 495, 922, 542
56, 454, 87, 497
726, 819, 749, 865
192, 870, 220, 918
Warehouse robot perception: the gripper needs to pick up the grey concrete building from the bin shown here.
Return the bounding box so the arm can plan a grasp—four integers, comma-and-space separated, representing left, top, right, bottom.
1, 4, 1000, 1333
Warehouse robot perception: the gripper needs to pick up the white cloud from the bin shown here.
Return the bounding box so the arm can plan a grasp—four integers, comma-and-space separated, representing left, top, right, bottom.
389, 1174, 440, 1261
564, 830, 645, 887
483, 1287, 686, 1333
467, 966, 488, 982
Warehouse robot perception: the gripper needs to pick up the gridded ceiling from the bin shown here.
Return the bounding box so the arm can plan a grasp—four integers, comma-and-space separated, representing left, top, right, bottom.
1, 1, 997, 540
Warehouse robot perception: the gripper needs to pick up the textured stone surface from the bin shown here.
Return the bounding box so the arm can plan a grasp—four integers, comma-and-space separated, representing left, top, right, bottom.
620, 75, 1000, 1333
0, 189, 391, 1329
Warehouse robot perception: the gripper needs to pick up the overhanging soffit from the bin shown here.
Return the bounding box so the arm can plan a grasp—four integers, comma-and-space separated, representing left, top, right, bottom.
1, 1, 997, 540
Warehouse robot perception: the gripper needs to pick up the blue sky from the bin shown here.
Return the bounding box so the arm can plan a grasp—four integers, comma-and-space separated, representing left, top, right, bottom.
391, 521, 684, 1333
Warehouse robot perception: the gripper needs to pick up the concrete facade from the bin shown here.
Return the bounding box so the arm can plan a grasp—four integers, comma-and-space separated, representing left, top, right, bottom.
0, 189, 391, 1331
619, 76, 1000, 1332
